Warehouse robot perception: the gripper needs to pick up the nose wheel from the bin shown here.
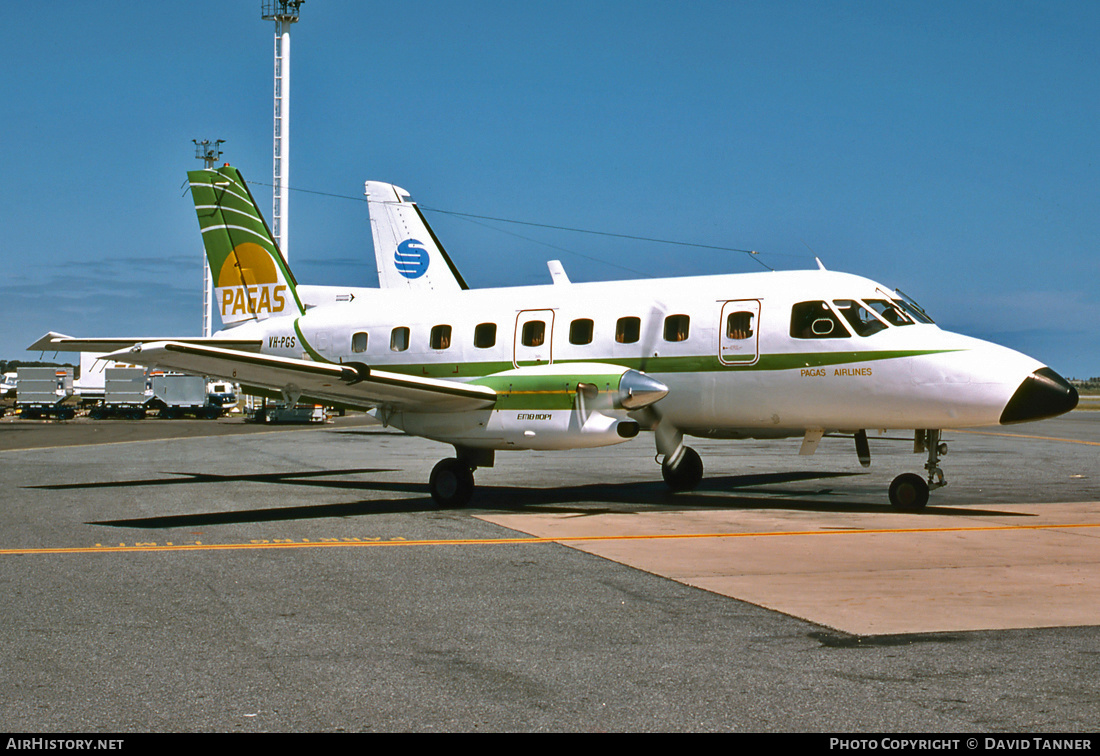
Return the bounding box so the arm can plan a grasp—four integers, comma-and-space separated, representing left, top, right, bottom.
889, 429, 947, 510
661, 446, 704, 491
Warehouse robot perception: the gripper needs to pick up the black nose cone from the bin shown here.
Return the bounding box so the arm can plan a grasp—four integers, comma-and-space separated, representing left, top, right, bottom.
1000, 368, 1079, 425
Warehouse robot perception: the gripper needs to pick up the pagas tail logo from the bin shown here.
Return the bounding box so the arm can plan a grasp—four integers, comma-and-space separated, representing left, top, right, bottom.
216, 242, 288, 317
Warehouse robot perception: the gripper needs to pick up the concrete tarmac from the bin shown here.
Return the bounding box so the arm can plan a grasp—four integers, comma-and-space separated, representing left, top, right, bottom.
1, 412, 1097, 732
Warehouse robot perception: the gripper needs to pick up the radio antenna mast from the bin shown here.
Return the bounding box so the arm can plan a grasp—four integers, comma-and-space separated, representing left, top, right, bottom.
193, 139, 225, 336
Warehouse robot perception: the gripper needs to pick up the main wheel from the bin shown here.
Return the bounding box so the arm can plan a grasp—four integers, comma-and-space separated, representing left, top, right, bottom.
889, 473, 929, 510
662, 446, 704, 491
429, 458, 475, 508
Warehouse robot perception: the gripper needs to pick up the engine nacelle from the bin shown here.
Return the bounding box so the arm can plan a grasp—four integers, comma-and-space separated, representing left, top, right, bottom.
488, 407, 640, 449
391, 362, 665, 450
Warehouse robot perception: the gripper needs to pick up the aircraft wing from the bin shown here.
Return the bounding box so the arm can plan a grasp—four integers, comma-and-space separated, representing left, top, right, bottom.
103, 341, 497, 413
28, 331, 265, 354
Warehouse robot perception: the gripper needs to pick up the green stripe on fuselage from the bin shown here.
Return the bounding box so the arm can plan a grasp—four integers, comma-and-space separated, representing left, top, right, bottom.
470, 371, 624, 411
294, 320, 327, 363
369, 349, 959, 379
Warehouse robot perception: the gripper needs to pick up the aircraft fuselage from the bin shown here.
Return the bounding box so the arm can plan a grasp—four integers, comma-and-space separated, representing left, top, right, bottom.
225, 268, 1059, 441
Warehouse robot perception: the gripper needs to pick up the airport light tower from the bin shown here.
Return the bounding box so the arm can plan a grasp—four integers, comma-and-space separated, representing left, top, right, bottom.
262, 0, 302, 262
194, 139, 225, 338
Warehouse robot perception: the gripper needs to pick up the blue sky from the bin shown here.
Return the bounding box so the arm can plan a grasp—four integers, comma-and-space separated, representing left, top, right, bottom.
3, 1, 1098, 376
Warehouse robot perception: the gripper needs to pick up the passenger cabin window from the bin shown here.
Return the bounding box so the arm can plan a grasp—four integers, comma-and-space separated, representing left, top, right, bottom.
390, 327, 410, 352
474, 322, 497, 349
430, 325, 452, 350
569, 318, 594, 345
832, 300, 887, 337
663, 314, 690, 342
616, 316, 641, 344
351, 331, 368, 353
790, 301, 850, 339
726, 312, 755, 340
521, 320, 546, 347
864, 299, 913, 326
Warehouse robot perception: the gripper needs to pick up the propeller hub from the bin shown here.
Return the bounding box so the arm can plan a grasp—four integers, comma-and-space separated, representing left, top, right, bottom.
619, 370, 669, 409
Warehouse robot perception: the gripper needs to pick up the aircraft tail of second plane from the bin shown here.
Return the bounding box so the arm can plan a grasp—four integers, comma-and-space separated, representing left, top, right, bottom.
365, 181, 467, 293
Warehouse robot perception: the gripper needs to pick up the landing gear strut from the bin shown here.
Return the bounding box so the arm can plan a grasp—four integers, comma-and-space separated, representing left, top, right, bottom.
888, 429, 948, 510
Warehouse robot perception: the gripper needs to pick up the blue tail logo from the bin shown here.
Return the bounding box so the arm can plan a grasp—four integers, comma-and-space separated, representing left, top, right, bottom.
394, 239, 430, 279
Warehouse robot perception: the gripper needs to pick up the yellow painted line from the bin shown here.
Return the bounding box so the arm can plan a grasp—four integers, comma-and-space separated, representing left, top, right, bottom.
4, 520, 1100, 556
954, 429, 1100, 447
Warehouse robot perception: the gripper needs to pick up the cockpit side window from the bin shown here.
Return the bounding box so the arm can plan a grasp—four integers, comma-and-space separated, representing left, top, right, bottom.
864, 299, 913, 326
833, 300, 887, 337
790, 301, 850, 339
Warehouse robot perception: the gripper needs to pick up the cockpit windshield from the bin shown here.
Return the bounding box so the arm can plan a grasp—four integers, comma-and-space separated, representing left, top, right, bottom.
893, 289, 935, 324
791, 292, 933, 340
864, 299, 914, 326
833, 300, 888, 336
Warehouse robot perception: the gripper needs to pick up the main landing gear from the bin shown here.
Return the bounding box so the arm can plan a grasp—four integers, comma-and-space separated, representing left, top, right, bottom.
428, 447, 494, 508
888, 429, 948, 511
429, 458, 475, 508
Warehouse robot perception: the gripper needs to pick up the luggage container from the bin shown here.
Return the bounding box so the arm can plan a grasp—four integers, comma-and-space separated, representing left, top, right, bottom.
15, 367, 76, 420
88, 368, 150, 419
150, 374, 221, 419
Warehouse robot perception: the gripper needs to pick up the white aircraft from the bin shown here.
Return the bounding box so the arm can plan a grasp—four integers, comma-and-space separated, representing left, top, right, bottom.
31, 165, 1079, 510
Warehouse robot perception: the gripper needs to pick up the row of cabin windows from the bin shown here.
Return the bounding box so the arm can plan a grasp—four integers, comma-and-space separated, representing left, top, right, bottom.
341, 300, 918, 354
349, 312, 758, 354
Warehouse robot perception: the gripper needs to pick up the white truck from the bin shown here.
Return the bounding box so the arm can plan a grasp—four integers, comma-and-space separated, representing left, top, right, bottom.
150, 374, 221, 419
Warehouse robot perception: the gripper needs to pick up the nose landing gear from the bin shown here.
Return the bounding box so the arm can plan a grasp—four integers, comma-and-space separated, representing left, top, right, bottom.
889, 429, 947, 510
661, 445, 704, 491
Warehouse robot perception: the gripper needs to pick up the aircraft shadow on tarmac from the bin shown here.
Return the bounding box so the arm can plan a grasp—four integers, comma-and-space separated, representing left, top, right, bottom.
27, 468, 1033, 529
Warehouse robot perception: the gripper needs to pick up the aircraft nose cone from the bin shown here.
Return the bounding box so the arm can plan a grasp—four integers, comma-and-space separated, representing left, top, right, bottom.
619, 370, 669, 410
1000, 368, 1079, 424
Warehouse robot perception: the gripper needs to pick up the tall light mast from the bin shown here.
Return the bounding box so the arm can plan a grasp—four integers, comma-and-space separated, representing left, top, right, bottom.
194, 139, 225, 338
262, 1, 302, 261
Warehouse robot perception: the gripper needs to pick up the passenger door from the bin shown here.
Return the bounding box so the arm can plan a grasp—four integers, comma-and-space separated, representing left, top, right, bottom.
718, 300, 760, 366
513, 309, 555, 367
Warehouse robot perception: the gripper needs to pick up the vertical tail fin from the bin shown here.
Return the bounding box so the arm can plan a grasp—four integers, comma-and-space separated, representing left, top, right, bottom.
188, 165, 304, 327
365, 181, 468, 292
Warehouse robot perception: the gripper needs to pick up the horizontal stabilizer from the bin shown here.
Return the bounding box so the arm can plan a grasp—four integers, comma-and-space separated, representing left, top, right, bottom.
29, 332, 263, 354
